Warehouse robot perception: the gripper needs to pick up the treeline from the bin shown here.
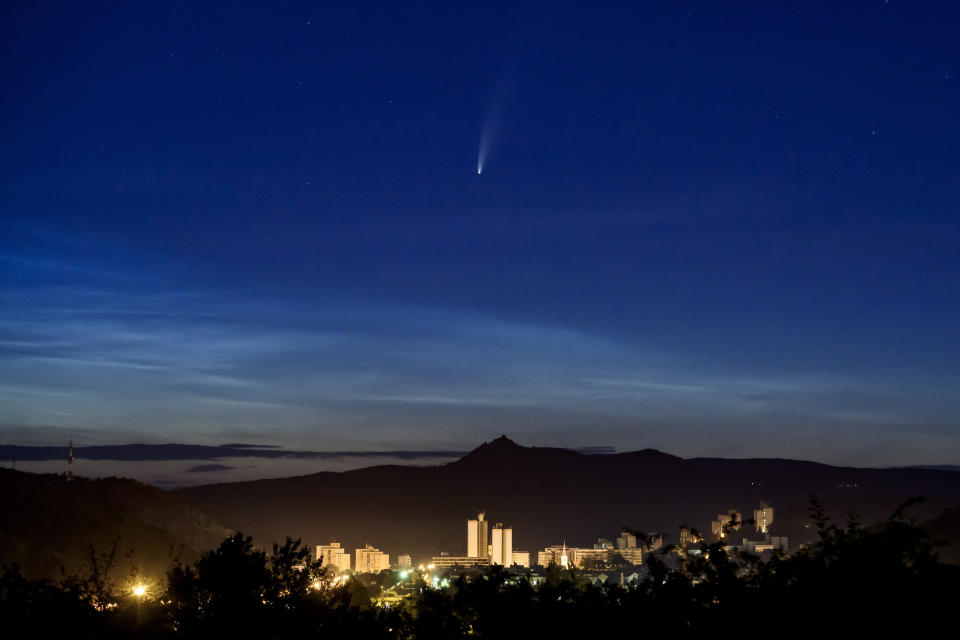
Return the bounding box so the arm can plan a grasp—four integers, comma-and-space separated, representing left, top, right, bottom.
2, 499, 957, 638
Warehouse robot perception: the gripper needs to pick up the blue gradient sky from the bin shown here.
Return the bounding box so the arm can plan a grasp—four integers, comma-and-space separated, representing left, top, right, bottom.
2, 1, 959, 465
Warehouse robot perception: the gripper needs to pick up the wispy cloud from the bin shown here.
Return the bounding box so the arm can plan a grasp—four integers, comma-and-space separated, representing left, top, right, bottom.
1, 239, 959, 465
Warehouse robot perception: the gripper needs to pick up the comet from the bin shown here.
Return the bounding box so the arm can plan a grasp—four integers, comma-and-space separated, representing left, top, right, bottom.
477, 124, 491, 175
476, 89, 503, 176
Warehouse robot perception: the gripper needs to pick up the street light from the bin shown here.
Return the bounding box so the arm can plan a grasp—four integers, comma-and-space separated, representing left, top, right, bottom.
131, 582, 148, 623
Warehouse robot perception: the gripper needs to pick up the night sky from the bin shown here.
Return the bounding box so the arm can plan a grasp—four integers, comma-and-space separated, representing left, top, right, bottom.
2, 1, 959, 465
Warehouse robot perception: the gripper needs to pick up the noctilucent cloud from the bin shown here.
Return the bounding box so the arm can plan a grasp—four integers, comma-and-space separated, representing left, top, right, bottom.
1, 1, 959, 466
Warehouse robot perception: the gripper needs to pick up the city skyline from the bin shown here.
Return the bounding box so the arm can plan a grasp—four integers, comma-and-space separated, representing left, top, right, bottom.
302, 503, 776, 574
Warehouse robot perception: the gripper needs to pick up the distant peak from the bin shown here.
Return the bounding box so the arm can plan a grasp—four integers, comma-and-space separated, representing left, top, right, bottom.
451, 436, 586, 468
451, 436, 526, 466
619, 448, 683, 462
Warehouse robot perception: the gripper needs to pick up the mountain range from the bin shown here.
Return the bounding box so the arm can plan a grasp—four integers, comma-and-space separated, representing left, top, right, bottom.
174, 436, 960, 563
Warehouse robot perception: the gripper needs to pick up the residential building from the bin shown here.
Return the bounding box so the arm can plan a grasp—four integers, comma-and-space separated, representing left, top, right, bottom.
769, 536, 788, 552
355, 544, 390, 574
616, 531, 637, 550
711, 510, 742, 541
679, 527, 702, 548
754, 501, 774, 534
316, 542, 351, 572
569, 547, 608, 568
491, 523, 513, 565
539, 544, 607, 568
643, 534, 664, 552
430, 555, 490, 569
467, 512, 489, 558
614, 548, 643, 565
396, 554, 412, 569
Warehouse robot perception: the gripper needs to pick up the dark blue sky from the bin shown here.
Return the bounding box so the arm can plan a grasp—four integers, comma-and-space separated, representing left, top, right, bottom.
2, 1, 958, 465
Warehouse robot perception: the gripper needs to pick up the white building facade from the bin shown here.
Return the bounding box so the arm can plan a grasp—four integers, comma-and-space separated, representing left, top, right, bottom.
316, 542, 351, 572
355, 545, 390, 574
467, 512, 489, 558
491, 524, 513, 566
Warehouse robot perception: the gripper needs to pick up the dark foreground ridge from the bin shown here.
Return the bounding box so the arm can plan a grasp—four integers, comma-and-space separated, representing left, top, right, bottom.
174, 436, 960, 562
0, 469, 231, 579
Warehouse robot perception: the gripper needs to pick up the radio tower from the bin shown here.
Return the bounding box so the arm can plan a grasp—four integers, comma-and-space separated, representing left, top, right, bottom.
66, 438, 74, 482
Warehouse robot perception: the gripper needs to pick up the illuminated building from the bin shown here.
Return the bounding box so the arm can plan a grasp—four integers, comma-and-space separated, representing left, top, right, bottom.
679, 527, 702, 548
615, 548, 643, 565
615, 531, 636, 550
467, 512, 488, 558
711, 510, 742, 541
512, 551, 530, 567
491, 523, 513, 565
644, 534, 663, 552
430, 555, 490, 569
538, 545, 566, 566
741, 536, 787, 554
538, 544, 609, 568
754, 501, 774, 534
316, 542, 351, 572
569, 547, 608, 567
355, 544, 390, 574
397, 554, 412, 569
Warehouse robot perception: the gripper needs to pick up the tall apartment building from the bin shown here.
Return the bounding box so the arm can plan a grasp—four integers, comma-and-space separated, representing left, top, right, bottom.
355, 544, 390, 574
316, 542, 351, 572
491, 523, 513, 565
754, 501, 774, 534
467, 512, 489, 558
397, 554, 412, 569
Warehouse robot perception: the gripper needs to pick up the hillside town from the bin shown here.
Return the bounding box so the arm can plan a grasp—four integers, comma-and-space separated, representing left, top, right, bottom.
311, 501, 788, 599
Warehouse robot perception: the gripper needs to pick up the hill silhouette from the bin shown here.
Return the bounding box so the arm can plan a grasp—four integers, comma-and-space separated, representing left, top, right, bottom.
175, 436, 960, 562
0, 469, 231, 579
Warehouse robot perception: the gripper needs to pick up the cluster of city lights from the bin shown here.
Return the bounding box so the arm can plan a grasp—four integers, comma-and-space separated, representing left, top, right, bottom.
310, 574, 350, 592
398, 564, 448, 589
